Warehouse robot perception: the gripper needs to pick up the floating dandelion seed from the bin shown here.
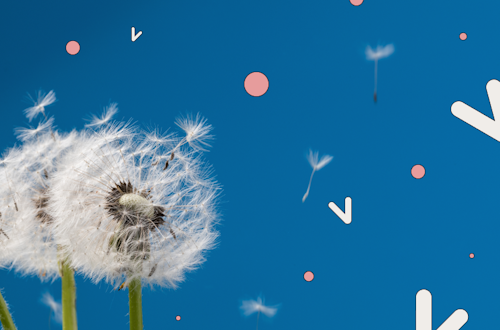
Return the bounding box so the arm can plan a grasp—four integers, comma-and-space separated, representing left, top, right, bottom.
175, 114, 213, 151
48, 115, 220, 288
14, 117, 55, 142
24, 90, 56, 122
241, 295, 280, 330
365, 44, 394, 103
302, 149, 333, 202
41, 292, 62, 324
85, 102, 119, 128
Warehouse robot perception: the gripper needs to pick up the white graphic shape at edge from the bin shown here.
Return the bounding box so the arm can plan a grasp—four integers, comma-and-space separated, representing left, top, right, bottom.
416, 289, 468, 330
451, 79, 500, 142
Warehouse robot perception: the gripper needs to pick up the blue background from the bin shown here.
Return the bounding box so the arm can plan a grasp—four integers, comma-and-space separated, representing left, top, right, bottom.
0, 0, 498, 329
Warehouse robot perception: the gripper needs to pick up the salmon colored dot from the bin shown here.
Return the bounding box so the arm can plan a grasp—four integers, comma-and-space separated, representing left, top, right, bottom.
459, 33, 467, 41
66, 41, 80, 55
411, 165, 425, 179
350, 0, 364, 5
176, 315, 181, 321
304, 271, 314, 282
244, 72, 269, 97
469, 253, 474, 259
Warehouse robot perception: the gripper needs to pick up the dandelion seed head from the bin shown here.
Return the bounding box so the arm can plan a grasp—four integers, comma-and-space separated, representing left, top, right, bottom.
118, 193, 155, 218
0, 129, 79, 280
49, 118, 220, 288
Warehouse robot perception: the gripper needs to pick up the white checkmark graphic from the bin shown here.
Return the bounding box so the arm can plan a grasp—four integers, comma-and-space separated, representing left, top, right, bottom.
451, 79, 500, 142
416, 289, 468, 330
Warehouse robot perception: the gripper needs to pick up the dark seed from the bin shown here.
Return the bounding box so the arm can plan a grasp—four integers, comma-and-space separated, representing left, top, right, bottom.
148, 264, 158, 277
169, 227, 177, 240
0, 229, 9, 239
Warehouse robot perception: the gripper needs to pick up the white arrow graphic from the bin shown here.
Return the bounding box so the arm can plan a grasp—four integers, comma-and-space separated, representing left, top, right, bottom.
131, 27, 142, 42
451, 79, 500, 142
328, 197, 352, 224
416, 289, 468, 330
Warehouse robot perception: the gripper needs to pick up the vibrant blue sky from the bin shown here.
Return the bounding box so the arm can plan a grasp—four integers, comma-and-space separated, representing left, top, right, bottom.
1, 0, 500, 329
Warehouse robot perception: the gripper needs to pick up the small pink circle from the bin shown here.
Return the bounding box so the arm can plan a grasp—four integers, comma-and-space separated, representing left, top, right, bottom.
469, 253, 474, 259
244, 72, 269, 97
304, 271, 314, 282
176, 315, 181, 321
66, 41, 80, 55
459, 33, 467, 41
350, 0, 364, 5
411, 165, 425, 179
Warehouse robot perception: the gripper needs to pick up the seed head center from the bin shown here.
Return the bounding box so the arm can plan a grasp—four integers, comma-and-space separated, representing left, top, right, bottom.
118, 193, 154, 218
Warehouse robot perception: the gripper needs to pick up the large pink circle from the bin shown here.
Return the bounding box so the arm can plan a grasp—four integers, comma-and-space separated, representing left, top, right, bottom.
411, 165, 425, 179
176, 315, 181, 321
459, 33, 467, 41
244, 72, 269, 97
304, 271, 314, 282
66, 41, 80, 55
350, 0, 364, 5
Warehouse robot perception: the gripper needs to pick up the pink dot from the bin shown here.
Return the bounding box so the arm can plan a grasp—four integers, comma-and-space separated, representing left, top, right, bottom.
459, 33, 467, 41
411, 165, 425, 179
304, 271, 314, 282
244, 72, 269, 97
176, 315, 181, 321
66, 41, 80, 55
350, 0, 364, 5
469, 253, 474, 259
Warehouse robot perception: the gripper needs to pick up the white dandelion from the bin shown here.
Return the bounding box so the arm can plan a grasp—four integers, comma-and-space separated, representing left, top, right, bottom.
0, 129, 79, 280
365, 44, 394, 103
48, 116, 220, 289
302, 149, 333, 202
85, 103, 119, 128
48, 116, 220, 329
0, 128, 79, 330
240, 295, 280, 330
24, 90, 56, 122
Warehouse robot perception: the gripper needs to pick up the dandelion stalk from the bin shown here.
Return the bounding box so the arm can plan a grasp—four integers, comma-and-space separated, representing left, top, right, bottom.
61, 260, 77, 330
0, 290, 16, 330
128, 278, 143, 330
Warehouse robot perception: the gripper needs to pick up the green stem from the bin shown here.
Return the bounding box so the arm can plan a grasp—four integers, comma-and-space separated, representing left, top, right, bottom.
61, 261, 78, 330
128, 278, 143, 330
0, 289, 16, 330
